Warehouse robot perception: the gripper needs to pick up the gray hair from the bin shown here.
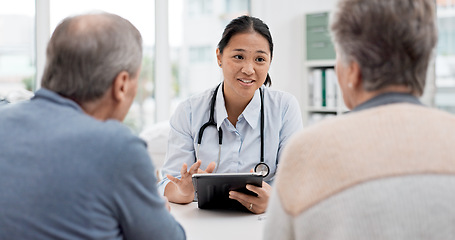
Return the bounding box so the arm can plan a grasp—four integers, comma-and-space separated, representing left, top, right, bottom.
330, 0, 437, 96
41, 12, 143, 102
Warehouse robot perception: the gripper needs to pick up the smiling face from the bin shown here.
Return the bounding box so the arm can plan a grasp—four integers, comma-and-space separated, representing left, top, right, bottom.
217, 31, 271, 103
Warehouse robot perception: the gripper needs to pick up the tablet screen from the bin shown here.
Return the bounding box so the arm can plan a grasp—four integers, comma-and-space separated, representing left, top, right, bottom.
192, 173, 263, 210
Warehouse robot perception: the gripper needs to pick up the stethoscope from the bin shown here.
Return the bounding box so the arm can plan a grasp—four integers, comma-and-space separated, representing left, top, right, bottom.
195, 83, 270, 177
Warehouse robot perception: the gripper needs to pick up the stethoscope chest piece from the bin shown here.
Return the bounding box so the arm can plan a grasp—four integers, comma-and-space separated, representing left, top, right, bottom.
254, 162, 270, 177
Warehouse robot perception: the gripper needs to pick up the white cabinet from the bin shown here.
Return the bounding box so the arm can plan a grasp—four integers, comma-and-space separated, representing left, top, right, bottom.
302, 13, 347, 126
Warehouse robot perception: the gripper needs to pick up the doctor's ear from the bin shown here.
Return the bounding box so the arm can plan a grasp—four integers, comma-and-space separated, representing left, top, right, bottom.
216, 48, 222, 66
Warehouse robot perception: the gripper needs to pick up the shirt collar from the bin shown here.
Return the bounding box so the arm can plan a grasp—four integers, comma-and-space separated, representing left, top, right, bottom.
242, 87, 262, 129
352, 92, 423, 112
33, 88, 83, 112
214, 85, 263, 129
215, 84, 228, 129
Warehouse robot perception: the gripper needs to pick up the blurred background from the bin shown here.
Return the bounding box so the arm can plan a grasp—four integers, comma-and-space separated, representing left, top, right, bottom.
0, 0, 453, 133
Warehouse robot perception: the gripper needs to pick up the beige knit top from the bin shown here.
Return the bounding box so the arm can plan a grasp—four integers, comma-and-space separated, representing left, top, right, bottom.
275, 103, 455, 216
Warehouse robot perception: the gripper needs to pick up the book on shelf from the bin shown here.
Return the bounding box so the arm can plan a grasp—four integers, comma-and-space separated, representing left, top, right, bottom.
325, 68, 337, 108
321, 69, 326, 107
309, 67, 338, 109
310, 68, 322, 107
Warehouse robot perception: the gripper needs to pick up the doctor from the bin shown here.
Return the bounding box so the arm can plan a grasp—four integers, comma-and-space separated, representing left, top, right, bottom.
158, 15, 303, 214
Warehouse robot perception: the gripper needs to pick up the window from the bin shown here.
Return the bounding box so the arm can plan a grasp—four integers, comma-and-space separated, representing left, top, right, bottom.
189, 46, 213, 63
188, 0, 213, 16
50, 0, 156, 133
225, 0, 250, 14
436, 1, 455, 113
175, 0, 250, 100
0, 0, 35, 102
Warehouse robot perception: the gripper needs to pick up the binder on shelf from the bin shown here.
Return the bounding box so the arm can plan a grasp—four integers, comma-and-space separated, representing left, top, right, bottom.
310, 67, 338, 109
325, 68, 337, 108
306, 12, 336, 61
311, 68, 322, 107
304, 12, 340, 127
321, 69, 326, 107
308, 69, 314, 107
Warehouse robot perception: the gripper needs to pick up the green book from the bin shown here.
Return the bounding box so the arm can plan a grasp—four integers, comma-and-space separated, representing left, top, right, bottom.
321, 68, 326, 107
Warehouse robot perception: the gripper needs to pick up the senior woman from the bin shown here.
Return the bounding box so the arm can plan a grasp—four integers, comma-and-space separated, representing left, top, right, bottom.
264, 0, 455, 239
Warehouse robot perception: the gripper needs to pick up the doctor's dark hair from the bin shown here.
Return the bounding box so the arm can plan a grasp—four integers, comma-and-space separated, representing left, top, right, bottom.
41, 12, 143, 102
218, 15, 273, 87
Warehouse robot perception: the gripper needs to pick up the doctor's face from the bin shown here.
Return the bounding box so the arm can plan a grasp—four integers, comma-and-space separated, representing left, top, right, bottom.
217, 32, 271, 102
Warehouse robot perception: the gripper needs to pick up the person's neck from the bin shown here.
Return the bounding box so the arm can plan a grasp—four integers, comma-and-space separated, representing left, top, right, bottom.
223, 91, 252, 127
78, 92, 115, 121
353, 85, 415, 109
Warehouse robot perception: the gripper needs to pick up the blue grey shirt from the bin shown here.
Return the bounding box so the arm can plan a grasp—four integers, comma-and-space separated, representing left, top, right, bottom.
352, 92, 422, 112
0, 88, 185, 240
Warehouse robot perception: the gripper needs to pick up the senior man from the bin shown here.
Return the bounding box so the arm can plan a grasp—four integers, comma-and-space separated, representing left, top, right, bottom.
0, 13, 185, 240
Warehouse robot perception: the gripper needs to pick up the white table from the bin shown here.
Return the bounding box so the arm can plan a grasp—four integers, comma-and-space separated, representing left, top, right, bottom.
170, 202, 266, 240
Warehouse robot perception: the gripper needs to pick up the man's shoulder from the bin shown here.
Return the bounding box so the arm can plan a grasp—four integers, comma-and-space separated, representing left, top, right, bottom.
83, 118, 144, 148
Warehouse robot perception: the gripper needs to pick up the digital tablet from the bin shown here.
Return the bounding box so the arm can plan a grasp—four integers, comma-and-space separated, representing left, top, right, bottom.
192, 172, 263, 210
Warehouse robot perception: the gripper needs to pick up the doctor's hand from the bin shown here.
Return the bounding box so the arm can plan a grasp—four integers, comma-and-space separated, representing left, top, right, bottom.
229, 181, 272, 214
197, 161, 216, 174
165, 160, 216, 204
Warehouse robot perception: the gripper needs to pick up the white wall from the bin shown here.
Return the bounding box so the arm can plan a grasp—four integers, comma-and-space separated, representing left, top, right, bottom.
251, 0, 337, 115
